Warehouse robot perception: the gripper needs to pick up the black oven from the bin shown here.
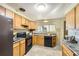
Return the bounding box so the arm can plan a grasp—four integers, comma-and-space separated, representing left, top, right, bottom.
25, 35, 32, 53
16, 32, 26, 38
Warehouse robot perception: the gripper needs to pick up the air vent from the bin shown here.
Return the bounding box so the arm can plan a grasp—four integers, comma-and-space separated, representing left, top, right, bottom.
19, 8, 26, 12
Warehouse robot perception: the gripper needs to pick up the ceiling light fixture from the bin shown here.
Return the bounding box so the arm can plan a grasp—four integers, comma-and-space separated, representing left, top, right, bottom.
35, 3, 47, 12
43, 20, 48, 23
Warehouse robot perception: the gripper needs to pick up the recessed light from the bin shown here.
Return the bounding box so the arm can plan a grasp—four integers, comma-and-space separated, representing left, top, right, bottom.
43, 20, 48, 23
35, 3, 47, 12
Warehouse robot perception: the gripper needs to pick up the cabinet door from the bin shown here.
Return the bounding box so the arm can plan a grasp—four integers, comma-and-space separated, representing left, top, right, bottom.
22, 17, 26, 25
6, 9, 14, 18
20, 43, 25, 56
25, 19, 29, 26
28, 21, 32, 29
37, 35, 44, 46
19, 39, 25, 56
32, 35, 37, 45
28, 21, 37, 29
34, 22, 38, 30
14, 14, 22, 29
66, 8, 75, 29
0, 6, 6, 16
52, 36, 56, 47
76, 5, 79, 29
62, 44, 74, 56
13, 42, 19, 56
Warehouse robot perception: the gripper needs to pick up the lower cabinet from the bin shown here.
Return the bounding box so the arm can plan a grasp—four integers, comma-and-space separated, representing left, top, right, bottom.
13, 39, 25, 56
62, 44, 74, 56
32, 35, 44, 46
52, 36, 56, 47
19, 39, 25, 56
32, 35, 56, 47
37, 35, 44, 46
13, 42, 19, 56
32, 35, 37, 45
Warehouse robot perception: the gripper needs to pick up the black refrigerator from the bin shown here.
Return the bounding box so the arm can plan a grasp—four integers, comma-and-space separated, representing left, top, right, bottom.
0, 15, 13, 56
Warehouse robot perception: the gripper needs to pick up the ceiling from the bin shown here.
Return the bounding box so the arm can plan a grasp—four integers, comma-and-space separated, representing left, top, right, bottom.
6, 3, 77, 21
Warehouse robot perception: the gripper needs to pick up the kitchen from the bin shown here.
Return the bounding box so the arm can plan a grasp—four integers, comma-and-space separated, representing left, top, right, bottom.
0, 3, 79, 56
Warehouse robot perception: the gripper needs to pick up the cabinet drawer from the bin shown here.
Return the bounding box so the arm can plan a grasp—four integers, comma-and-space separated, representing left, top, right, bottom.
20, 39, 25, 44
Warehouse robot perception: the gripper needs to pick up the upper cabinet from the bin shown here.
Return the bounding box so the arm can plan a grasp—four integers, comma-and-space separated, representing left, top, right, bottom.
66, 8, 75, 30
14, 14, 22, 29
28, 21, 37, 30
33, 22, 38, 29
76, 5, 79, 29
0, 5, 38, 30
6, 9, 14, 19
21, 17, 26, 25
25, 19, 29, 26
0, 6, 6, 16
21, 17, 29, 28
28, 21, 33, 29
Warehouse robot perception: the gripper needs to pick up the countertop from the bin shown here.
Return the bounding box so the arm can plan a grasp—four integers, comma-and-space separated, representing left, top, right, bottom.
13, 38, 25, 44
33, 34, 56, 36
63, 39, 79, 56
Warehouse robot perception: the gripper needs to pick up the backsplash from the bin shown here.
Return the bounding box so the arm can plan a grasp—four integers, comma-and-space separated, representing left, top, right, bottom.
68, 29, 76, 36
13, 29, 29, 37
68, 28, 79, 42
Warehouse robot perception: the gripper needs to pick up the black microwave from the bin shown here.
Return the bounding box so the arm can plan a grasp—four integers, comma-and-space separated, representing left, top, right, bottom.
17, 32, 26, 38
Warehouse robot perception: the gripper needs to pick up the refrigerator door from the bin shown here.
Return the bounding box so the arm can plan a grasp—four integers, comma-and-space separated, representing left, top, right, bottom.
0, 15, 13, 56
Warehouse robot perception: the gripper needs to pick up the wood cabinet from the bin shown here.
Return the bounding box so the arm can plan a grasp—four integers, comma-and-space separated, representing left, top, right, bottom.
28, 21, 33, 29
76, 4, 79, 29
62, 44, 74, 56
0, 6, 38, 30
19, 39, 25, 56
32, 35, 44, 46
29, 21, 37, 30
36, 35, 44, 46
6, 9, 14, 18
0, 6, 6, 16
33, 22, 38, 29
52, 36, 56, 47
66, 8, 75, 29
32, 35, 37, 45
32, 35, 57, 47
13, 39, 25, 56
22, 17, 29, 27
22, 17, 26, 25
13, 42, 19, 56
25, 19, 29, 26
14, 14, 22, 29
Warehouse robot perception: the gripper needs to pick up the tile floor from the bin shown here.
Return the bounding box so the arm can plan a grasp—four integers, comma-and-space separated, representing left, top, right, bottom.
25, 45, 62, 56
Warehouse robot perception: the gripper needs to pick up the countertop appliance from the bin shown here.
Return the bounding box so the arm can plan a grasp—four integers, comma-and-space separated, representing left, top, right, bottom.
0, 15, 13, 56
